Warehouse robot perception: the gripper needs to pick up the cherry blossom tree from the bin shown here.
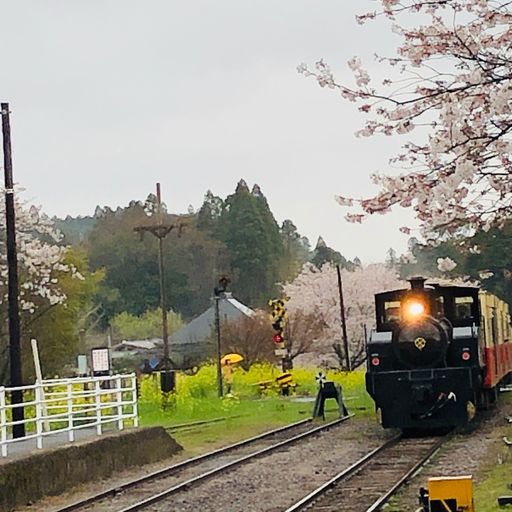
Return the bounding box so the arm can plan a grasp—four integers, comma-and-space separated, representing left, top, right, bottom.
283, 263, 405, 369
1, 189, 89, 383
0, 188, 82, 334
299, 1, 512, 238
284, 310, 326, 362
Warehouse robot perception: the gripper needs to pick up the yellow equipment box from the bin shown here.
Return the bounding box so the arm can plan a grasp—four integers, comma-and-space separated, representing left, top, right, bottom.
427, 475, 474, 512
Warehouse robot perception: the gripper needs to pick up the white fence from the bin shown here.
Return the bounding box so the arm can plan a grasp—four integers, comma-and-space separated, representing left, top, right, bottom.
0, 374, 138, 457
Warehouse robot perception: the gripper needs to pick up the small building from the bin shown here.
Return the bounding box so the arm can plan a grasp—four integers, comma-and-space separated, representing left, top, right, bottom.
111, 339, 162, 359
170, 293, 254, 367
110, 339, 163, 372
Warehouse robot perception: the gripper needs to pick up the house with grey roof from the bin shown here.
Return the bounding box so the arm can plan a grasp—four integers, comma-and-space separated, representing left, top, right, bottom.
170, 293, 254, 367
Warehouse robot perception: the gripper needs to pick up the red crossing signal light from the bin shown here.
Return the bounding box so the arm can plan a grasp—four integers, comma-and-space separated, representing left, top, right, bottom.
273, 333, 284, 344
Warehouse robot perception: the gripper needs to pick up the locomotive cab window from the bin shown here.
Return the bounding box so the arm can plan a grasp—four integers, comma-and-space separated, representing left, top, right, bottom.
454, 296, 474, 321
384, 301, 401, 323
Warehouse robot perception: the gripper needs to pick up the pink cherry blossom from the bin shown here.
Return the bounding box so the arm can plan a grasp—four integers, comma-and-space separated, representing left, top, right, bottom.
283, 263, 405, 368
300, 0, 512, 239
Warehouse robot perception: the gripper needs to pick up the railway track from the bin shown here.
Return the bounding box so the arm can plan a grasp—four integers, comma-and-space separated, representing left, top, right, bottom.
55, 415, 352, 512
284, 433, 448, 512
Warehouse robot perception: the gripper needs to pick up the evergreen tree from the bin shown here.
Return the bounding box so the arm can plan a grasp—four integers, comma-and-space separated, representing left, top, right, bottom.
462, 221, 512, 304
53, 215, 97, 245
219, 180, 283, 306
385, 248, 398, 269
311, 236, 353, 270
399, 239, 464, 279
280, 220, 311, 281
197, 190, 224, 232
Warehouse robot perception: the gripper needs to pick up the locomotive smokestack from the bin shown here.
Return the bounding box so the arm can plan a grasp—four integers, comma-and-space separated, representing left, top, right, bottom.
408, 276, 426, 290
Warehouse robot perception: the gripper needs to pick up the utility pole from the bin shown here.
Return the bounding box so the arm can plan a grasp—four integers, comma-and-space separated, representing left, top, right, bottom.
1, 103, 25, 438
336, 264, 351, 371
134, 183, 182, 391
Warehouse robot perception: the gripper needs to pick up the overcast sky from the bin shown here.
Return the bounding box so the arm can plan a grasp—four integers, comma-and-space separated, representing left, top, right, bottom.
1, 1, 417, 262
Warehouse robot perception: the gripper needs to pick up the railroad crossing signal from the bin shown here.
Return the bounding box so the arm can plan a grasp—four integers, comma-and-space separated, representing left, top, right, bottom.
269, 299, 287, 349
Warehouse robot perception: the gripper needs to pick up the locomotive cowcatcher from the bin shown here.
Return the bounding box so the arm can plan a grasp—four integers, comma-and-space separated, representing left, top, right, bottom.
366, 277, 512, 429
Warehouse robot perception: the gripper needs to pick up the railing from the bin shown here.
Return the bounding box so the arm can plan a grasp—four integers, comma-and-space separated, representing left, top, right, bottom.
0, 374, 138, 457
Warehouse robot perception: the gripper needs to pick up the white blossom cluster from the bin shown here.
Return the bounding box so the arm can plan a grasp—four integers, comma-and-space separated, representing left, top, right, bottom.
283, 263, 405, 362
299, 0, 512, 238
436, 257, 457, 272
0, 187, 80, 314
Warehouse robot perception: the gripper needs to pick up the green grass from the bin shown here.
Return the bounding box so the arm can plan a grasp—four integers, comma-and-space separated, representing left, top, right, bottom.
137, 364, 371, 453
474, 459, 512, 511
473, 393, 512, 511
139, 396, 345, 454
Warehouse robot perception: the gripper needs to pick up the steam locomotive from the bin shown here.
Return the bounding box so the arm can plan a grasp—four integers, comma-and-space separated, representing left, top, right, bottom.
366, 277, 512, 429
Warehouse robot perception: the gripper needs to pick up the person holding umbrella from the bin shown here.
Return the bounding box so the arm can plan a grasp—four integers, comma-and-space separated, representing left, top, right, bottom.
221, 353, 243, 396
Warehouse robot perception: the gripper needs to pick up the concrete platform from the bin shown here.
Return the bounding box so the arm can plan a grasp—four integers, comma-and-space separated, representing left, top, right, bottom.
0, 426, 182, 511
1, 426, 105, 463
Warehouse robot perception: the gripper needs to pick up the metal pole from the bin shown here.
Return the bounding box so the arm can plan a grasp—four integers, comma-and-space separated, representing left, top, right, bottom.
336, 264, 351, 371
1, 103, 25, 438
215, 294, 223, 398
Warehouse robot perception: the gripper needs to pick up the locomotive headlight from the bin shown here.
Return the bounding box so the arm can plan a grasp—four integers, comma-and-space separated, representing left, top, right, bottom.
404, 300, 425, 319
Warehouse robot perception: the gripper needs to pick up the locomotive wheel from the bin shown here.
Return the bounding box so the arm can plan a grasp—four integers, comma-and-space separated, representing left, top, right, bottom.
392, 316, 449, 369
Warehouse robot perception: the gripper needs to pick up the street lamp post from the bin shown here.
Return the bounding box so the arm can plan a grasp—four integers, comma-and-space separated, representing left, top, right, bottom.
214, 276, 229, 398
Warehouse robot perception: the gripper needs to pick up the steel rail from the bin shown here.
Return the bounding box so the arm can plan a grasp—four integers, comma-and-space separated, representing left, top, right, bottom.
55, 417, 311, 512
283, 433, 449, 512
118, 415, 353, 512
364, 436, 446, 512
283, 434, 402, 512
56, 415, 350, 512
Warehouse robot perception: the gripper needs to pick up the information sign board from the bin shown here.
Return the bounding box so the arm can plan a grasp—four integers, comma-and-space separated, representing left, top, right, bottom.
91, 347, 110, 374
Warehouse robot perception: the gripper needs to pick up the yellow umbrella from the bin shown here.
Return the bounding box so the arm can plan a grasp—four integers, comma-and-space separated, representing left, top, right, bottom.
221, 353, 244, 365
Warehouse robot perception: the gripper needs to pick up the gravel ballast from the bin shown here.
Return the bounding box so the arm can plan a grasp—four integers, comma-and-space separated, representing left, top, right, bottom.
387, 393, 512, 510
143, 419, 392, 512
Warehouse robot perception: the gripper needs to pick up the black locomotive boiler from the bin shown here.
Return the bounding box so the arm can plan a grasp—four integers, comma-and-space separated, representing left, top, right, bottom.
366, 277, 512, 429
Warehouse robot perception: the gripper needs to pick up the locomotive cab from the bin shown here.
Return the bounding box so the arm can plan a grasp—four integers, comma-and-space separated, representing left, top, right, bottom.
366, 277, 482, 429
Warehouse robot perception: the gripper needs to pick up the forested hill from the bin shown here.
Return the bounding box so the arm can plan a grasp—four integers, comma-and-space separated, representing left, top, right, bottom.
55, 179, 356, 321
53, 214, 97, 245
